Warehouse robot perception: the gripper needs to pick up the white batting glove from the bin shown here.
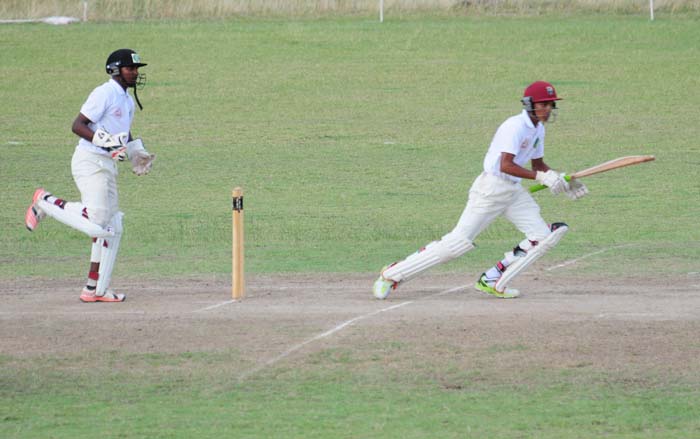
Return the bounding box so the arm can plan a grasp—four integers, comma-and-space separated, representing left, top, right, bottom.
565, 179, 588, 200
536, 170, 569, 195
126, 138, 156, 176
92, 128, 128, 150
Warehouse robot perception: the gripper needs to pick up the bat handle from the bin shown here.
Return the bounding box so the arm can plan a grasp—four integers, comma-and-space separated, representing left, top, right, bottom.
529, 174, 572, 193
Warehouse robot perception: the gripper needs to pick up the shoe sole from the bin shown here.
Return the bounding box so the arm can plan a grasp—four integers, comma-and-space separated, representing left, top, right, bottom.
25, 189, 46, 231
98, 294, 126, 302
474, 282, 519, 299
25, 206, 40, 231
80, 294, 126, 303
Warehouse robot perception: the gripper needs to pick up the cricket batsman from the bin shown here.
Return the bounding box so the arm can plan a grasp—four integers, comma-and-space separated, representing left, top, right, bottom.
373, 81, 588, 299
25, 49, 156, 302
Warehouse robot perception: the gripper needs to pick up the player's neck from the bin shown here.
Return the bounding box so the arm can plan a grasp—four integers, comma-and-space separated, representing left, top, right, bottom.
528, 112, 541, 126
112, 77, 129, 91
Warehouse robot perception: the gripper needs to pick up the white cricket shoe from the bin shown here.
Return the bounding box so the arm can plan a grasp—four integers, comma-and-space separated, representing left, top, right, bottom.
373, 266, 398, 299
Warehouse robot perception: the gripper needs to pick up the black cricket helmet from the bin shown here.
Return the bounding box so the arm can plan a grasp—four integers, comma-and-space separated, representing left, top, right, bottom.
105, 49, 147, 76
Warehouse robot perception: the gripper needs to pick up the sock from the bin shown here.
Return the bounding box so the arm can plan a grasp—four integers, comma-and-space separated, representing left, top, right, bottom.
485, 238, 539, 281
85, 271, 98, 290
43, 194, 66, 208
485, 261, 507, 281
86, 238, 101, 291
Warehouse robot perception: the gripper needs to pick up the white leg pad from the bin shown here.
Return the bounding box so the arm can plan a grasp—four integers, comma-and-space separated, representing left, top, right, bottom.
96, 212, 123, 295
495, 224, 568, 292
383, 231, 474, 283
500, 238, 537, 266
37, 200, 114, 238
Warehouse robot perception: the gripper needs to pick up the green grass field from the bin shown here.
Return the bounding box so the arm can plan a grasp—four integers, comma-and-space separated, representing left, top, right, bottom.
3, 15, 699, 277
2, 13, 700, 438
2, 0, 699, 20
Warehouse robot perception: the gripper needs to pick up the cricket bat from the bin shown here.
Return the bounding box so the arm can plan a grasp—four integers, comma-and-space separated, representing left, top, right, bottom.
530, 155, 655, 193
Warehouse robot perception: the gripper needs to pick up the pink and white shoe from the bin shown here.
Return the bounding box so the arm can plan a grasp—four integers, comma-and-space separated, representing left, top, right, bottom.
25, 188, 48, 231
80, 288, 126, 303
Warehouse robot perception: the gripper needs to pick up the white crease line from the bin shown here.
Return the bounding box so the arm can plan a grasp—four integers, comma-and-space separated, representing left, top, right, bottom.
547, 244, 636, 271
597, 313, 667, 319
237, 285, 467, 381
193, 300, 237, 313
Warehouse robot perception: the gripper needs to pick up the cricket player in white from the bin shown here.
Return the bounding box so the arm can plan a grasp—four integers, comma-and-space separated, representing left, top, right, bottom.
25, 49, 155, 303
373, 81, 588, 299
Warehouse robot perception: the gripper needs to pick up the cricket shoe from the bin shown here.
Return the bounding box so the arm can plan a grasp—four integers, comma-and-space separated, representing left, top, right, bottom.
474, 273, 520, 299
25, 188, 48, 231
80, 288, 126, 303
373, 265, 398, 300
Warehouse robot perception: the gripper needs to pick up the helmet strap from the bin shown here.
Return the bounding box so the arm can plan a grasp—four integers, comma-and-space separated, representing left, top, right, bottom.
133, 87, 143, 110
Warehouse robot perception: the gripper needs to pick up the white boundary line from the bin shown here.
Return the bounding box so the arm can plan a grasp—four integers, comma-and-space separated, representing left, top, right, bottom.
546, 244, 636, 271
237, 285, 466, 381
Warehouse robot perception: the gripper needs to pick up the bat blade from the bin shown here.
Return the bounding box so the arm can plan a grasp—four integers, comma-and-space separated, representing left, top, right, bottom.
571, 155, 655, 179
530, 154, 655, 193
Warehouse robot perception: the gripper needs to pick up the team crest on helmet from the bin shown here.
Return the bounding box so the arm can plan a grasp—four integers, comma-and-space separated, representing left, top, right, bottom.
546, 86, 554, 96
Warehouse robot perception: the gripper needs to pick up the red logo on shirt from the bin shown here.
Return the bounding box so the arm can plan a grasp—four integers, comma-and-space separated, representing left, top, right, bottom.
520, 140, 528, 150
114, 108, 122, 118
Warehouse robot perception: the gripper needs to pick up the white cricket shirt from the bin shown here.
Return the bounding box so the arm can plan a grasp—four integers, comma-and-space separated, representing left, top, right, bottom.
482, 110, 545, 183
76, 78, 135, 156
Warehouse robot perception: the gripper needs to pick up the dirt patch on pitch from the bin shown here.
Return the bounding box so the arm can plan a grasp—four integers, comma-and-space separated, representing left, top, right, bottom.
2, 271, 699, 387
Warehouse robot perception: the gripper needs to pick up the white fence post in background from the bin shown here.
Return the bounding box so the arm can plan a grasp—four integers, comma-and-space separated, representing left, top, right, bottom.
379, 0, 384, 23
650, 0, 654, 21
83, 1, 88, 22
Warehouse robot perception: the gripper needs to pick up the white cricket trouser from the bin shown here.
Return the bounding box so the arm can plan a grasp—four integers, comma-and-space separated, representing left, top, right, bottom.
454, 172, 550, 243
71, 147, 119, 227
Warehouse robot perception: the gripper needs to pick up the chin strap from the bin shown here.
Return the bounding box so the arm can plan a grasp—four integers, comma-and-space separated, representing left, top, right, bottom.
133, 87, 143, 110
132, 73, 146, 110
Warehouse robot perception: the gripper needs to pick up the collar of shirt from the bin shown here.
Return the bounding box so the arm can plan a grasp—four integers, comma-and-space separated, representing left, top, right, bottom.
108, 78, 128, 95
520, 109, 537, 129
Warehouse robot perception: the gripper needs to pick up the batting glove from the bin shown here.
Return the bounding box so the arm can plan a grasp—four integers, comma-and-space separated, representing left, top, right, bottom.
92, 128, 129, 161
565, 179, 588, 200
126, 138, 156, 175
536, 170, 569, 195
110, 146, 128, 162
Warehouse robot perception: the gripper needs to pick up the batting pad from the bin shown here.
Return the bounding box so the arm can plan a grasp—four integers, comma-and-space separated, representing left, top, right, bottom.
495, 224, 568, 292
37, 199, 114, 238
96, 212, 123, 295
384, 231, 474, 283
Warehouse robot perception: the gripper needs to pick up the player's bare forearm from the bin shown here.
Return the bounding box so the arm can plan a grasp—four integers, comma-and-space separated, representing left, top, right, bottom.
72, 113, 134, 145
500, 152, 538, 180
72, 113, 95, 143
530, 157, 551, 175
